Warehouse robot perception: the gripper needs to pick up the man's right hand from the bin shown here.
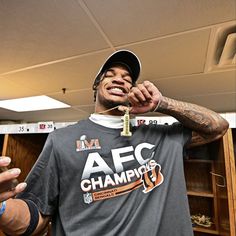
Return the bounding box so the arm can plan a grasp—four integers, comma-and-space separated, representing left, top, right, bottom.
0, 156, 27, 202
0, 157, 49, 236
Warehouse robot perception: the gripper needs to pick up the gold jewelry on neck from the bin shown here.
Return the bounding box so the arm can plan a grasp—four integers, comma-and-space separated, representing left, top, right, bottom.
97, 105, 120, 114
121, 108, 132, 137
96, 105, 132, 137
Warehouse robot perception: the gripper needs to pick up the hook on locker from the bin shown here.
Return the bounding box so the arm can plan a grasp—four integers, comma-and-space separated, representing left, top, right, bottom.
210, 172, 226, 187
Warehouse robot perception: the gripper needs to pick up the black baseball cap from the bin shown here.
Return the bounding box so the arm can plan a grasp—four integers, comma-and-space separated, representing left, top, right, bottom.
93, 50, 141, 88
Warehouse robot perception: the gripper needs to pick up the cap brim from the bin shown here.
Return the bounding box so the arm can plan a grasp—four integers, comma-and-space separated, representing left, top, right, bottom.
94, 50, 141, 85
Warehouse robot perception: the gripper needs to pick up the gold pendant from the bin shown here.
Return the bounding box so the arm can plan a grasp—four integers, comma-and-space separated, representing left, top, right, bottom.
121, 109, 132, 136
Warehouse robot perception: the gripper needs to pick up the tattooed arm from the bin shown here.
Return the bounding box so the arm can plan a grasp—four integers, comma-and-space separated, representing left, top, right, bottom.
157, 97, 229, 147
127, 81, 229, 147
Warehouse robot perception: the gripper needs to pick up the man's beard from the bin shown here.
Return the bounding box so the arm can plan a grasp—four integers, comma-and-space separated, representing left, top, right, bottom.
98, 95, 129, 109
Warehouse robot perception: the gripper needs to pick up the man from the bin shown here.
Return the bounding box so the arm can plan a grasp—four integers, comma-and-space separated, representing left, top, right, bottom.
0, 50, 229, 235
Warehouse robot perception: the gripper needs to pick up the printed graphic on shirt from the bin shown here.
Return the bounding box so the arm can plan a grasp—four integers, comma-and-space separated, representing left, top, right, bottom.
76, 135, 101, 152
142, 163, 163, 193
79, 141, 164, 204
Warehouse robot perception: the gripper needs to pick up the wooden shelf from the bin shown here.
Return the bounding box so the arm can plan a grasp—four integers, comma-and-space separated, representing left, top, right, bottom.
187, 191, 214, 198
193, 226, 219, 234
184, 160, 213, 195
185, 159, 214, 163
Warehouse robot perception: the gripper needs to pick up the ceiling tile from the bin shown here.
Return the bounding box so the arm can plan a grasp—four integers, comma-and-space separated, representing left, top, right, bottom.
123, 29, 210, 79
49, 89, 94, 106
0, 0, 109, 73
153, 70, 236, 98
0, 107, 88, 123
0, 107, 23, 122
0, 77, 41, 100
182, 93, 236, 112
85, 0, 236, 45
2, 50, 113, 94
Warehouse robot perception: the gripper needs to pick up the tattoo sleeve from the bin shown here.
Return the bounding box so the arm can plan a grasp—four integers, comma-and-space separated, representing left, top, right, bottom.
156, 97, 229, 146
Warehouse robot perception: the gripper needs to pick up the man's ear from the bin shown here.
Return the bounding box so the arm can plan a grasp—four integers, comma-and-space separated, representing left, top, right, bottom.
93, 72, 103, 89
93, 89, 97, 102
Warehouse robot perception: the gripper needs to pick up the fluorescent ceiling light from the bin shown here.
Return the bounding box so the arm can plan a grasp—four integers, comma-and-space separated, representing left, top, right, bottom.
0, 95, 70, 112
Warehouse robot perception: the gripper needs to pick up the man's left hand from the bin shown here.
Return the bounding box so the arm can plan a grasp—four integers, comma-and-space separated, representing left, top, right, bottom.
125, 81, 162, 114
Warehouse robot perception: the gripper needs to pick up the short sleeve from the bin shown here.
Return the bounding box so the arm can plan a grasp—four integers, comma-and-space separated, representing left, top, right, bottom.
17, 133, 59, 216
168, 122, 192, 147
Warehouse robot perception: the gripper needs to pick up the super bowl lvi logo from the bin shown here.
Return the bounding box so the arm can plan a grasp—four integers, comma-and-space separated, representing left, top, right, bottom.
76, 135, 101, 152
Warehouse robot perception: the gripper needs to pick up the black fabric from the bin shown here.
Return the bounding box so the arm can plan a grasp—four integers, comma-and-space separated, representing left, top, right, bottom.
21, 199, 39, 236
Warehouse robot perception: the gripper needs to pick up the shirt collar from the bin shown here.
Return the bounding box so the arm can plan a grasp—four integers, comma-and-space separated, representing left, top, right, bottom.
89, 113, 135, 129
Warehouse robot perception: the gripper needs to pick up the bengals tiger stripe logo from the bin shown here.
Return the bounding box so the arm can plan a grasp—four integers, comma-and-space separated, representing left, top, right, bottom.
141, 163, 164, 193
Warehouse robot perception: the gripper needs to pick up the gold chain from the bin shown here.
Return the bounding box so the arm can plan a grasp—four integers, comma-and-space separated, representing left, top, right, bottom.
97, 105, 121, 114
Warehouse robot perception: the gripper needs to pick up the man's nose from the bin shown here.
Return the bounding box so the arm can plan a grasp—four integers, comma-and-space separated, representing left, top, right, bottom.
112, 76, 125, 84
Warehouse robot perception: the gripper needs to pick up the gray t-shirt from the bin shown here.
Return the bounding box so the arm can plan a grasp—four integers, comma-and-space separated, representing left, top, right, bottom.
18, 119, 193, 236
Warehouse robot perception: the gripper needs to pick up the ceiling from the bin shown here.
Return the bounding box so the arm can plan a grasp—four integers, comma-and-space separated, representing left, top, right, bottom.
0, 0, 235, 123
